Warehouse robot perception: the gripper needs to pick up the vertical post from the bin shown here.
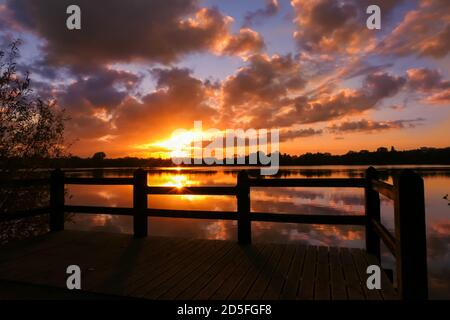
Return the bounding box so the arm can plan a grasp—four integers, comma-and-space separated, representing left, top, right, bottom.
133, 169, 148, 238
365, 167, 381, 261
50, 168, 65, 232
394, 170, 428, 300
237, 171, 251, 245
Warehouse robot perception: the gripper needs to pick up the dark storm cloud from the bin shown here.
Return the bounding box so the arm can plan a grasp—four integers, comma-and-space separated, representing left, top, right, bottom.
59, 68, 141, 112
5, 0, 264, 69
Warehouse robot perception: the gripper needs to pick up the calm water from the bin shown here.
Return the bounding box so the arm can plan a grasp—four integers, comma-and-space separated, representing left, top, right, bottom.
63, 165, 450, 299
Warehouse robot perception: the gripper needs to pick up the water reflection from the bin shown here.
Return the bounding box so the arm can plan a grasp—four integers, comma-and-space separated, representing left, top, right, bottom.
64, 165, 450, 298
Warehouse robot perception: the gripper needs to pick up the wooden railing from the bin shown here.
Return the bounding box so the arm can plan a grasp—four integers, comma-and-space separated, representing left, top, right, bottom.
364, 167, 428, 300
0, 166, 428, 299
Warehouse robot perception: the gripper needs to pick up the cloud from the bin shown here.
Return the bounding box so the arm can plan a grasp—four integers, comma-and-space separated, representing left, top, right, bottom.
220, 53, 306, 127
59, 67, 219, 156
280, 128, 323, 142
243, 0, 280, 27
407, 68, 450, 92
114, 67, 217, 135
363, 72, 407, 98
378, 0, 450, 58
406, 68, 450, 105
271, 72, 406, 126
425, 89, 450, 105
328, 118, 425, 134
5, 0, 264, 69
59, 68, 141, 113
220, 28, 265, 57
291, 0, 405, 54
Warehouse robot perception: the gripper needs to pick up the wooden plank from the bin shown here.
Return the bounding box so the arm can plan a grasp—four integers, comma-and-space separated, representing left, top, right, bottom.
227, 244, 276, 300
79, 236, 198, 294
83, 236, 188, 293
123, 239, 211, 296
262, 244, 296, 300
143, 240, 234, 299
350, 249, 382, 300
244, 244, 286, 300
314, 246, 330, 300
329, 247, 347, 300
371, 179, 396, 200
192, 245, 248, 300
209, 244, 266, 300
340, 247, 365, 300
0, 231, 105, 279
371, 219, 396, 256
175, 243, 242, 300
0, 231, 81, 264
0, 230, 399, 300
280, 245, 306, 300
297, 246, 317, 300
364, 253, 398, 300
1, 232, 115, 285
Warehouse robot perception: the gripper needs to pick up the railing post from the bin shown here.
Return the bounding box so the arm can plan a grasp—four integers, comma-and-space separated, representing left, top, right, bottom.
133, 169, 148, 238
365, 167, 381, 261
50, 168, 65, 232
237, 171, 251, 245
394, 170, 428, 300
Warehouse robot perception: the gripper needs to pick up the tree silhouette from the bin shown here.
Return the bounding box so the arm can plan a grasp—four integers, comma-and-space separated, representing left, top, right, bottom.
92, 152, 106, 161
0, 40, 67, 243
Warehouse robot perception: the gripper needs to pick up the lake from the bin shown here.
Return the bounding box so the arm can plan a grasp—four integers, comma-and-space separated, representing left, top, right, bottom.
63, 165, 450, 299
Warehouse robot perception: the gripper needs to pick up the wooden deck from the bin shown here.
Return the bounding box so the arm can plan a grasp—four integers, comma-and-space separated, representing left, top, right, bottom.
0, 230, 397, 300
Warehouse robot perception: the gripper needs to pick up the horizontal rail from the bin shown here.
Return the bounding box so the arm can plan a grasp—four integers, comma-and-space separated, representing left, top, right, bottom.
64, 206, 238, 220
146, 209, 238, 220
250, 212, 367, 225
371, 218, 397, 256
64, 205, 134, 215
63, 205, 367, 226
146, 186, 236, 196
249, 178, 366, 188
372, 179, 396, 200
63, 177, 134, 185
0, 207, 50, 222
0, 178, 50, 187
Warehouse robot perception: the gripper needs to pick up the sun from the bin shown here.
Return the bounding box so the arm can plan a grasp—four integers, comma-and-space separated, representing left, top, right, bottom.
149, 131, 200, 159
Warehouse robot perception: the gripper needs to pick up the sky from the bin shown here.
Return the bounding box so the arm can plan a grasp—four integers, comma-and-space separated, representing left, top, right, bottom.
0, 0, 449, 158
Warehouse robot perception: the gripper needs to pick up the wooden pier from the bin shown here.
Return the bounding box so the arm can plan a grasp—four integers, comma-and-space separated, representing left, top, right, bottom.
0, 231, 396, 300
0, 167, 428, 300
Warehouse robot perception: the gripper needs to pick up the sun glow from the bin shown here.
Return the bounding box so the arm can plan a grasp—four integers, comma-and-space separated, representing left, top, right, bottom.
160, 174, 199, 189
146, 131, 200, 159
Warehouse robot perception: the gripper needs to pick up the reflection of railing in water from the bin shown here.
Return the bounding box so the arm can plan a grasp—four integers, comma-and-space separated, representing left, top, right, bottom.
0, 167, 428, 300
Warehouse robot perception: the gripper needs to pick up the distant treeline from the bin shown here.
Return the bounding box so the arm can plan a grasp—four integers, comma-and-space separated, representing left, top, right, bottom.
278, 147, 450, 166
3, 147, 450, 169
